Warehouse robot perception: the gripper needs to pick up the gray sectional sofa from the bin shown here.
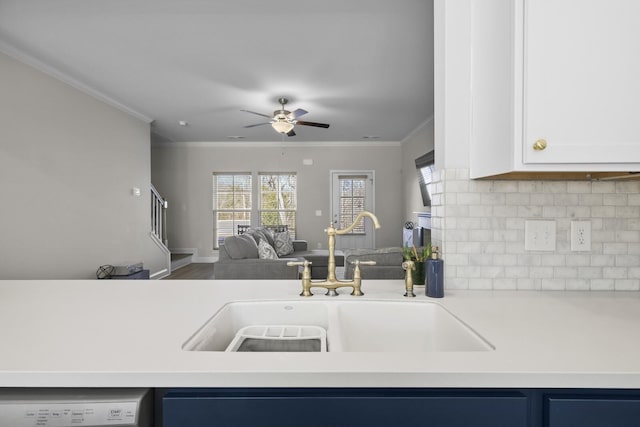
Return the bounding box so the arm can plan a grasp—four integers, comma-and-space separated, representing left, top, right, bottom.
213, 226, 345, 280
343, 247, 406, 280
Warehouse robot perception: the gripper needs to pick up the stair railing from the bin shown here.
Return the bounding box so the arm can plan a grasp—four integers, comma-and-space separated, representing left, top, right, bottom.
151, 184, 168, 247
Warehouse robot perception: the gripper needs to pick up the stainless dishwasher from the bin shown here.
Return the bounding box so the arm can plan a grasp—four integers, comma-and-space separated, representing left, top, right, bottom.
0, 388, 152, 427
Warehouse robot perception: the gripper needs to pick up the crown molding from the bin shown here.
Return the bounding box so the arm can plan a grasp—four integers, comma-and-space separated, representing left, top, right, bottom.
152, 140, 403, 149
0, 41, 153, 124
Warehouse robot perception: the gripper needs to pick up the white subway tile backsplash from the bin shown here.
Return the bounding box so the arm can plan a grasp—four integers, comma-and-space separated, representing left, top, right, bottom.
468, 278, 494, 290
591, 181, 616, 194
494, 181, 519, 193
566, 279, 590, 290
481, 193, 506, 205
530, 194, 555, 206
434, 168, 640, 291
591, 206, 617, 217
604, 194, 628, 206
616, 230, 640, 242
616, 182, 640, 193
554, 194, 579, 206
590, 255, 615, 267
567, 182, 592, 193
518, 181, 543, 193
554, 267, 579, 279
614, 280, 640, 291
590, 279, 614, 291
565, 254, 591, 266
543, 206, 567, 218
543, 182, 568, 193
517, 278, 540, 290
541, 254, 566, 266
579, 193, 604, 206
566, 206, 591, 218
604, 267, 628, 279
493, 205, 519, 217
578, 267, 603, 279
616, 206, 640, 217
541, 279, 566, 291
517, 205, 543, 218
493, 278, 518, 290
615, 255, 639, 267
603, 243, 629, 254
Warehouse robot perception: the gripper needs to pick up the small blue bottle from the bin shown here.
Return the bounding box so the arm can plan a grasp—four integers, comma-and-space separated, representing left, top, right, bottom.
426, 246, 444, 298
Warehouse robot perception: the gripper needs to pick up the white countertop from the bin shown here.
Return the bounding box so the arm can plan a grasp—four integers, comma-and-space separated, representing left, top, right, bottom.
1, 279, 640, 389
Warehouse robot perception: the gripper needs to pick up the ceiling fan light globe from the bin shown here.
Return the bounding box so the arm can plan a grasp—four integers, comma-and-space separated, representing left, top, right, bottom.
271, 121, 295, 134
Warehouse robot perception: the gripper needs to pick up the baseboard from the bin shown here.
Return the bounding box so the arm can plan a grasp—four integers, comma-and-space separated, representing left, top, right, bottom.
151, 268, 170, 280
170, 247, 197, 255
192, 256, 217, 263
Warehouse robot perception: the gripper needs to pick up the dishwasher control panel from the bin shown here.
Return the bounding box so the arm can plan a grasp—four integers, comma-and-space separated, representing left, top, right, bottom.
0, 388, 151, 427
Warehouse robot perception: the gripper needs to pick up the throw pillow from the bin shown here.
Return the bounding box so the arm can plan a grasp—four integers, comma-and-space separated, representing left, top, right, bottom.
223, 234, 259, 259
257, 239, 278, 260
246, 227, 272, 247
274, 231, 294, 257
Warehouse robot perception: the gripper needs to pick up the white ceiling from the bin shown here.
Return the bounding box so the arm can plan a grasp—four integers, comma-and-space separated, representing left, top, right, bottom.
0, 0, 434, 143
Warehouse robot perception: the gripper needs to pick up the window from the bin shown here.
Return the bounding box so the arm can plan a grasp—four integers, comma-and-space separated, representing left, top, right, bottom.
415, 151, 435, 206
338, 175, 367, 234
259, 173, 297, 238
212, 173, 251, 248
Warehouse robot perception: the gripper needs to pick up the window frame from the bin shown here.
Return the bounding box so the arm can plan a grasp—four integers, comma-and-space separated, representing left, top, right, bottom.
212, 172, 252, 249
258, 172, 297, 239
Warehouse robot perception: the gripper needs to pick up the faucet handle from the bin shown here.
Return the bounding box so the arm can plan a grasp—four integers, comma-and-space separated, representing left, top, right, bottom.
288, 260, 313, 296
349, 260, 376, 297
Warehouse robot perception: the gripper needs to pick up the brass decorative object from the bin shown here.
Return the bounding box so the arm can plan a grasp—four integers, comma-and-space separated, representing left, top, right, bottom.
533, 139, 547, 151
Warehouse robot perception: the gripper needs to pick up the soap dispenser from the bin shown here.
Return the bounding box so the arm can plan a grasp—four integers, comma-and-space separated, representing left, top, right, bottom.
426, 246, 444, 298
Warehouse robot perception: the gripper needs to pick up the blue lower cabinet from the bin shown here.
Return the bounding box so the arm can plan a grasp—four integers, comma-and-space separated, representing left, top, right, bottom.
546, 393, 640, 427
162, 388, 529, 427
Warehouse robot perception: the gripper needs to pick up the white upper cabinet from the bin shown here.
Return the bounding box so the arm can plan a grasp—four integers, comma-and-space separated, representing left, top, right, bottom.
470, 0, 640, 178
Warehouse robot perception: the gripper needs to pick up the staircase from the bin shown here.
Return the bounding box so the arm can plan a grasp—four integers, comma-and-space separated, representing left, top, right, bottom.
151, 185, 193, 273
151, 184, 168, 247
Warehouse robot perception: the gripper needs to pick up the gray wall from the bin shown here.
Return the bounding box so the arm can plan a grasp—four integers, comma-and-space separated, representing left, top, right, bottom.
0, 51, 167, 279
151, 141, 411, 259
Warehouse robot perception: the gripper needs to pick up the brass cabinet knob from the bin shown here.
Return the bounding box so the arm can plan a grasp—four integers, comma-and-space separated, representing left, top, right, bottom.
533, 139, 547, 151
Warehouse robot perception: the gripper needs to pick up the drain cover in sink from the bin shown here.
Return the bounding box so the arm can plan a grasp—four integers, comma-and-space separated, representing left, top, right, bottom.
225, 325, 327, 352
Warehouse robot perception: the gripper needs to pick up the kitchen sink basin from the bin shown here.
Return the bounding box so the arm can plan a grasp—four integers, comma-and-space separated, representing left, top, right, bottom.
183, 300, 493, 353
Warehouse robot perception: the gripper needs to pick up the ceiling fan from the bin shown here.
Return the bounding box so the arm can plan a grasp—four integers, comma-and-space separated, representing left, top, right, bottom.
241, 97, 330, 137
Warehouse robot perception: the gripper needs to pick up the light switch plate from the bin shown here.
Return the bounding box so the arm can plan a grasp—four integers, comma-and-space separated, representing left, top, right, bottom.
525, 220, 556, 251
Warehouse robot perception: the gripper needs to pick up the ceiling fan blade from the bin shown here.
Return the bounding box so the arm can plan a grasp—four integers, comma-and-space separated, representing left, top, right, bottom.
288, 108, 308, 119
296, 120, 330, 129
243, 122, 271, 128
287, 129, 296, 137
240, 109, 273, 119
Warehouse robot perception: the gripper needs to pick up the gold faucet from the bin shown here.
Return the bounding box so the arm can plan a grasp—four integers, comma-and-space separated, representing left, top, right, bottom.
289, 211, 381, 297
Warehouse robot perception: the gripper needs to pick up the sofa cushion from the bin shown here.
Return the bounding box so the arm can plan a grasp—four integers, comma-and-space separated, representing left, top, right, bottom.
223, 234, 259, 259
343, 247, 404, 265
257, 239, 278, 259
274, 231, 294, 257
246, 227, 276, 248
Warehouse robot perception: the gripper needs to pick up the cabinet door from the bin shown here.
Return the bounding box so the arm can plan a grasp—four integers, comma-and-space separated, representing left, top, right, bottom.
523, 0, 640, 165
547, 395, 640, 427
162, 388, 529, 427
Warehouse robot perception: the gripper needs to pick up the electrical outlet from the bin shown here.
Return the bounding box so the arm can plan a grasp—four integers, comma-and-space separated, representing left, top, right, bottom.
525, 220, 556, 251
571, 220, 591, 251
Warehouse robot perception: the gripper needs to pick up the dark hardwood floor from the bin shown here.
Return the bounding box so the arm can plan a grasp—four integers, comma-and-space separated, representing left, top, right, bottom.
163, 263, 215, 279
